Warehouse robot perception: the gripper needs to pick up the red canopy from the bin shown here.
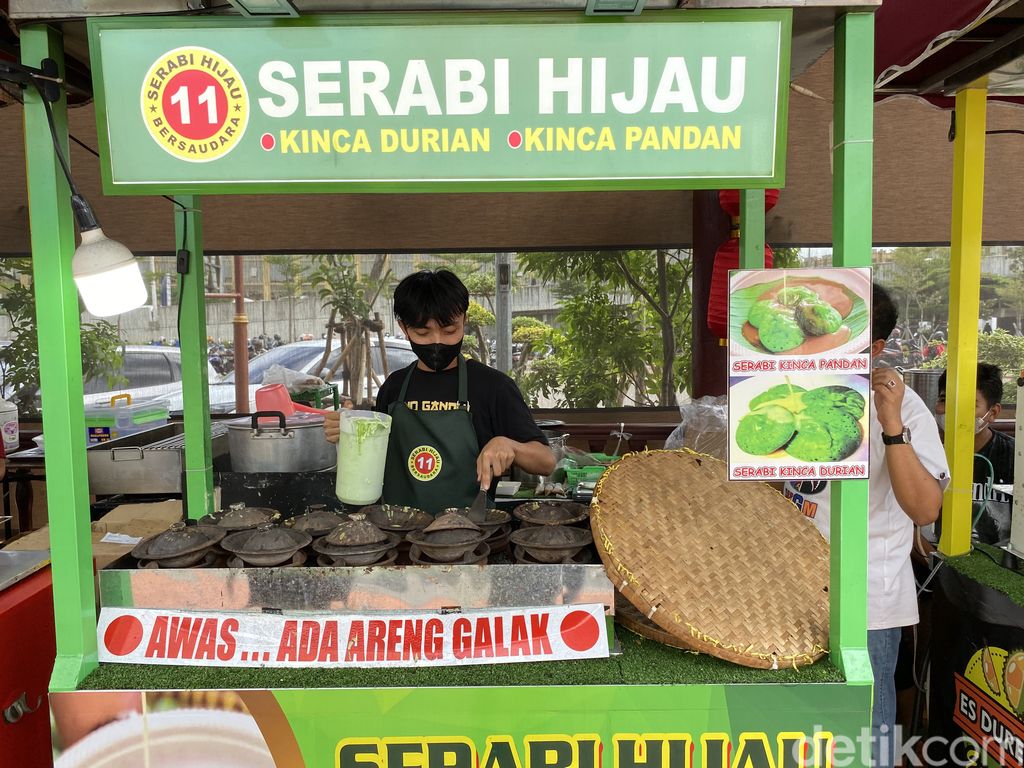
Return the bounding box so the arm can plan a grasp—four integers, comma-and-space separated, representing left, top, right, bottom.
875, 0, 1024, 106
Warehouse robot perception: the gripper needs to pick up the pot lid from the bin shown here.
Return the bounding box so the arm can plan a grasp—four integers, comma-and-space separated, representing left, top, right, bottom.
513, 501, 589, 526
226, 411, 325, 430
221, 524, 312, 556
510, 524, 592, 549
362, 504, 432, 532
312, 530, 401, 558
424, 511, 482, 535
202, 502, 280, 530
322, 514, 389, 547
132, 522, 225, 560
440, 507, 510, 532
285, 505, 348, 535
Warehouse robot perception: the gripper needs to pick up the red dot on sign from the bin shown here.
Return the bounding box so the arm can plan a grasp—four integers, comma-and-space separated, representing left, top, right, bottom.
161, 69, 229, 142
260, 133, 275, 151
104, 615, 145, 656
507, 130, 523, 149
559, 610, 600, 652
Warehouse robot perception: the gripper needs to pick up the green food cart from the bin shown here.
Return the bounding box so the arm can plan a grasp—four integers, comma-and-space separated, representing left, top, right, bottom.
17, 6, 879, 766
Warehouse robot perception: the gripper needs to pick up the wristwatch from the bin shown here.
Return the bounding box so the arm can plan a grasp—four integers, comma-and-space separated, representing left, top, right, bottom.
881, 427, 912, 446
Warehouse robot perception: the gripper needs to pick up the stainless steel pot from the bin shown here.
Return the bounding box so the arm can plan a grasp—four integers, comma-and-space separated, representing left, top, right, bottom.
902, 369, 944, 414
226, 411, 336, 473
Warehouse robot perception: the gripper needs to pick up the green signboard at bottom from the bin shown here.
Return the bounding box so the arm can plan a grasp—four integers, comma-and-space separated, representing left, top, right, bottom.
50, 683, 868, 768
87, 11, 791, 195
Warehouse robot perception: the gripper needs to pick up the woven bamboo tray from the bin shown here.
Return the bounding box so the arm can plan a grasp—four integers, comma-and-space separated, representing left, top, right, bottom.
591, 450, 829, 669
614, 592, 694, 651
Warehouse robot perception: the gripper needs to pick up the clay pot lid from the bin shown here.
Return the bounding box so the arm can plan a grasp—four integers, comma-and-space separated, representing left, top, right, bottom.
132, 521, 225, 560
285, 504, 348, 536
312, 529, 401, 559
424, 511, 482, 535
201, 502, 280, 530
439, 507, 510, 531
362, 504, 433, 532
322, 514, 389, 547
221, 523, 311, 556
405, 527, 488, 561
510, 524, 592, 549
513, 501, 589, 526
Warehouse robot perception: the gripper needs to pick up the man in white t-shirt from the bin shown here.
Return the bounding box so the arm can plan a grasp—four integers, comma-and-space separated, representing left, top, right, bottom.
784, 283, 949, 768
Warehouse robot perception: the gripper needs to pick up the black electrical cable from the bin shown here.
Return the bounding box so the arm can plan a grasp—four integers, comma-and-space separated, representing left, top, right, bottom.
0, 66, 191, 221
40, 95, 79, 196
69, 132, 191, 217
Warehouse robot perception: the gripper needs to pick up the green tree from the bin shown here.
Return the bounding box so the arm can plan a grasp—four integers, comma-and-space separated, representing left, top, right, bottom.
772, 246, 801, 268
464, 300, 496, 362
310, 255, 393, 398
880, 247, 950, 330
515, 286, 658, 407
0, 259, 125, 417
923, 329, 1024, 402
266, 254, 309, 344
996, 247, 1024, 329
518, 249, 693, 406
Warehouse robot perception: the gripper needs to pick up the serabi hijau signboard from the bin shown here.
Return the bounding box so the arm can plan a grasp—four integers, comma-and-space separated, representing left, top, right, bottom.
86, 10, 790, 194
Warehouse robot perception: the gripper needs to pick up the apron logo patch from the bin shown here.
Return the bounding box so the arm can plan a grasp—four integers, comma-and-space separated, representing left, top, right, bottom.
408, 446, 443, 482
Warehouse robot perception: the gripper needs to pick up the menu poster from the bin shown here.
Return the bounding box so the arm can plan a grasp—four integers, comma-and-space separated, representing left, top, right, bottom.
727, 267, 872, 482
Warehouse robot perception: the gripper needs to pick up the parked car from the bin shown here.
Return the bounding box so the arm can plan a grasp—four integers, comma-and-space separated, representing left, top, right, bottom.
209, 338, 416, 411
41, 339, 414, 417
82, 345, 221, 413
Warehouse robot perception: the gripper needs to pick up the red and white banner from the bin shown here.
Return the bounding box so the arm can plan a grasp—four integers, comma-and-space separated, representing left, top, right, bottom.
97, 604, 609, 668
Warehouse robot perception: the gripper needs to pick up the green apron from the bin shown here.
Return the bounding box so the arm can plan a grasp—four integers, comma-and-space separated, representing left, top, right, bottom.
381, 355, 479, 516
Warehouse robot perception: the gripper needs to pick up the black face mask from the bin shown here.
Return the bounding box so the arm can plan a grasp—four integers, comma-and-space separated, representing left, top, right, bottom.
410, 338, 463, 372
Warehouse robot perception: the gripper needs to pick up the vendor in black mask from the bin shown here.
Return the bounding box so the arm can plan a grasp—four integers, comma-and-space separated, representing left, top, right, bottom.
324, 269, 555, 515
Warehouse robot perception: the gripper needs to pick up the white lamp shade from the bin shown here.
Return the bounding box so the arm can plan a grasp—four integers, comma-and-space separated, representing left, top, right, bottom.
72, 228, 148, 317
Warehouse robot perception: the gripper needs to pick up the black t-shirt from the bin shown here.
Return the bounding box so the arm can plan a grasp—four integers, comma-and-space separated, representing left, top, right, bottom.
373, 359, 547, 451
973, 428, 1015, 544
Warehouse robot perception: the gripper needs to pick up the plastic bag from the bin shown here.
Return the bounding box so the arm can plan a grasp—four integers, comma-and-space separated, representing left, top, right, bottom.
664, 395, 728, 459
263, 364, 325, 393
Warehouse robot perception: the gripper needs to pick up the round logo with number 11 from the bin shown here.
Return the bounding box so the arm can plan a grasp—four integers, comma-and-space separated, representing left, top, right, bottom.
141, 46, 249, 163
408, 446, 443, 482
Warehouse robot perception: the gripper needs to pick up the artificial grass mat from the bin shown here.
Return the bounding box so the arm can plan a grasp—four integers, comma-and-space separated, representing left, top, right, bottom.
946, 542, 1024, 608
80, 629, 843, 690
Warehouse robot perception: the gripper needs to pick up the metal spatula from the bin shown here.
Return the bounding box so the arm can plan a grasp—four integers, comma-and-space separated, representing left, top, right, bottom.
468, 486, 488, 523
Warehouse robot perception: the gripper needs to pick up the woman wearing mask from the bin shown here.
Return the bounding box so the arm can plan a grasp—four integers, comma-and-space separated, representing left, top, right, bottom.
324, 270, 554, 515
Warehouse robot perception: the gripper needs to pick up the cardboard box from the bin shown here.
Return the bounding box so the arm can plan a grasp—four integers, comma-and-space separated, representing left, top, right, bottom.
3, 500, 182, 570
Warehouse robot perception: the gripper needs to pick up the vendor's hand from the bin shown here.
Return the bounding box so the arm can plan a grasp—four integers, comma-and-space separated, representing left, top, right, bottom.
872, 367, 906, 436
323, 410, 340, 443
477, 437, 518, 488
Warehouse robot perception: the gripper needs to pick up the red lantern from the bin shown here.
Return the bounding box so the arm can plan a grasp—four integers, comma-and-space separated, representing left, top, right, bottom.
706, 190, 780, 339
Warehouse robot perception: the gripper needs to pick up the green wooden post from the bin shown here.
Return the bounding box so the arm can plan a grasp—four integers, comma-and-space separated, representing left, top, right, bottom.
21, 25, 98, 690
739, 189, 766, 269
174, 197, 215, 520
830, 11, 873, 685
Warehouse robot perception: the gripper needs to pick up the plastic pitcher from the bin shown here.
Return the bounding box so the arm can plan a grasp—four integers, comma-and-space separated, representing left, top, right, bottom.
255, 384, 331, 416
336, 410, 392, 505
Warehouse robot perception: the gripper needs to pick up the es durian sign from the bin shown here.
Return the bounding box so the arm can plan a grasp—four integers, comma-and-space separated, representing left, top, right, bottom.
86, 11, 790, 194
727, 268, 872, 482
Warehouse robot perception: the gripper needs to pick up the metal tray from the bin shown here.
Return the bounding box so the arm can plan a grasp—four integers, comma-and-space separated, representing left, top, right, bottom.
87, 423, 229, 495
